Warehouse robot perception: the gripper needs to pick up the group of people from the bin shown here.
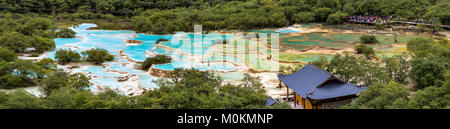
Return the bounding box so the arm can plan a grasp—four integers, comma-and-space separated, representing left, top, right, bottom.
415, 18, 425, 23
349, 16, 438, 25
349, 16, 393, 24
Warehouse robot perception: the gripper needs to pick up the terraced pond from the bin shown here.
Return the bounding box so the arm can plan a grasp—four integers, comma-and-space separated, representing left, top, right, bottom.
45, 23, 431, 95
48, 23, 280, 93
274, 29, 430, 63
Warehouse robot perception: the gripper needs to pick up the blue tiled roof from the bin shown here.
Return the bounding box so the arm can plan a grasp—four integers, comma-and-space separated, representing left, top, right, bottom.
309, 80, 367, 99
264, 97, 280, 106
278, 64, 331, 98
278, 64, 366, 100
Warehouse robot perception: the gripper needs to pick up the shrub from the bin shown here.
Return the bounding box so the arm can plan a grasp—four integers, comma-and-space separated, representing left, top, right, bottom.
156, 38, 169, 44
327, 11, 348, 24
293, 12, 315, 23
0, 32, 31, 53
54, 28, 76, 38
352, 81, 410, 109
355, 44, 375, 58
55, 49, 81, 65
0, 47, 18, 62
36, 58, 57, 70
31, 36, 56, 53
409, 58, 445, 89
313, 8, 333, 22
375, 23, 384, 30
360, 35, 379, 44
0, 75, 26, 89
81, 48, 114, 65
142, 55, 172, 70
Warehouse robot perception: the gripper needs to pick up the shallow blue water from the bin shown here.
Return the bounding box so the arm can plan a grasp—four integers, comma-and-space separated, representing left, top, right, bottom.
84, 66, 125, 77
92, 78, 125, 89
276, 29, 301, 33
48, 23, 240, 89
105, 62, 159, 88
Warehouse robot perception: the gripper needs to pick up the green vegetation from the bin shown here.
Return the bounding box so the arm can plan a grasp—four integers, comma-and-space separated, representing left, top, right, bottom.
326, 11, 348, 24
360, 35, 379, 44
346, 81, 411, 109
55, 49, 81, 65
298, 36, 449, 109
0, 90, 45, 109
0, 47, 18, 62
81, 48, 114, 65
0, 69, 289, 109
383, 54, 409, 84
150, 69, 268, 109
141, 55, 172, 70
31, 35, 56, 53
375, 23, 384, 30
54, 28, 76, 38
325, 53, 389, 86
56, 48, 114, 65
156, 38, 169, 44
280, 64, 305, 75
1, 0, 448, 34
40, 70, 90, 97
36, 58, 58, 70
332, 37, 449, 109
344, 80, 449, 109
310, 56, 329, 69
0, 15, 56, 54
355, 44, 375, 58
407, 84, 450, 109
0, 59, 51, 89
410, 58, 446, 89
293, 12, 315, 23
131, 5, 288, 34
407, 37, 449, 89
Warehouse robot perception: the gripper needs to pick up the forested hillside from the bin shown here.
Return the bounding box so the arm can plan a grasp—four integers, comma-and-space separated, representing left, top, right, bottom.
1, 0, 448, 34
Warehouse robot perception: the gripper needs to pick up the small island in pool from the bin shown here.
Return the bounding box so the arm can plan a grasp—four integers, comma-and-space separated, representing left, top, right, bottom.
39, 23, 431, 98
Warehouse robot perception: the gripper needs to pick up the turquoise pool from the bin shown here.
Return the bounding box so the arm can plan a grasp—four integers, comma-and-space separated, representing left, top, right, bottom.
48, 23, 244, 89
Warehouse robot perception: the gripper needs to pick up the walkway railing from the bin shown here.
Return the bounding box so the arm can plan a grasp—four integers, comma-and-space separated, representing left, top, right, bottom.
348, 20, 450, 29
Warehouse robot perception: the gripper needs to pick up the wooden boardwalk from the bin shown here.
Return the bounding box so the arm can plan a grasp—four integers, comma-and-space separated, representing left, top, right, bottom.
349, 20, 450, 29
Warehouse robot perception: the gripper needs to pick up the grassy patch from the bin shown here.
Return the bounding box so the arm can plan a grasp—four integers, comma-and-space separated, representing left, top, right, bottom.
279, 53, 333, 63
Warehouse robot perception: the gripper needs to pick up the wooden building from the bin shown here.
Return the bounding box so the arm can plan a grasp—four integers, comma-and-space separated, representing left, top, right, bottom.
278, 64, 367, 109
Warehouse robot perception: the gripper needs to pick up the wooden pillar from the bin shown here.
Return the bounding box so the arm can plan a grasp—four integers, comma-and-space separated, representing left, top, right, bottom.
302, 99, 305, 109
294, 93, 297, 108
278, 81, 281, 88
307, 99, 313, 109
312, 100, 315, 109
286, 85, 289, 102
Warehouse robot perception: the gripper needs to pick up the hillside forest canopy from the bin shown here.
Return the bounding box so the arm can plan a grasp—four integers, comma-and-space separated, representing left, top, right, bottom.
0, 0, 448, 34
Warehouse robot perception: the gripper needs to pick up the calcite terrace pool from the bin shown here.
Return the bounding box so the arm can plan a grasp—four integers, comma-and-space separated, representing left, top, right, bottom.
46, 23, 281, 95
41, 23, 428, 97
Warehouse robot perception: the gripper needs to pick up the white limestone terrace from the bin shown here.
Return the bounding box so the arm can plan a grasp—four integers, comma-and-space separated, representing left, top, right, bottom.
14, 23, 292, 97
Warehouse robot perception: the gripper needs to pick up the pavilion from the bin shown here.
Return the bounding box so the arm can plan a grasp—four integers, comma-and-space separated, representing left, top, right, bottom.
278, 64, 367, 109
